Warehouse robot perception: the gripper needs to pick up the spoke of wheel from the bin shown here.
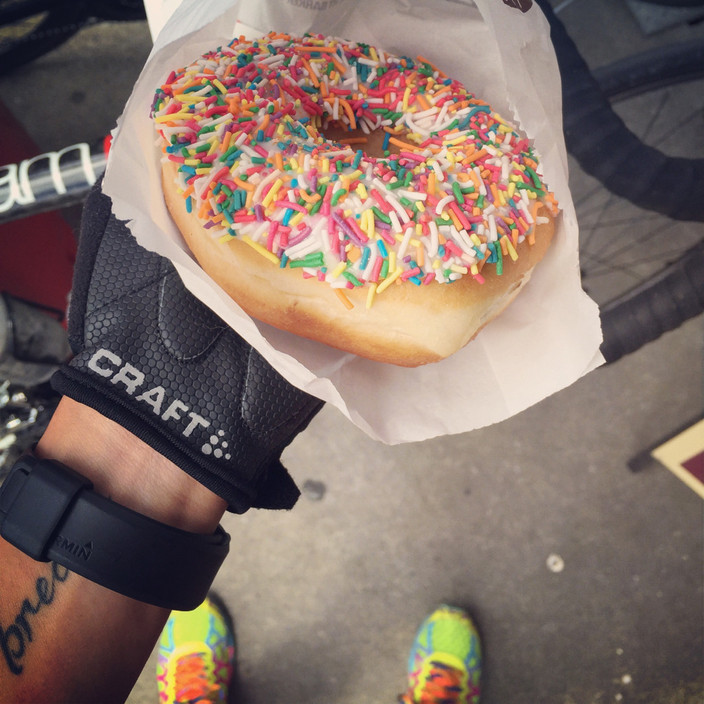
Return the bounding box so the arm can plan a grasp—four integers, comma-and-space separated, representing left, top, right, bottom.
583, 221, 687, 280
638, 90, 669, 143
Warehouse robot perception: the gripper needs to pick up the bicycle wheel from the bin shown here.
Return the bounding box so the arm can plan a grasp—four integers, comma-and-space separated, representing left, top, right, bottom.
534, 0, 704, 361
575, 40, 704, 303
0, 0, 90, 76
572, 42, 704, 362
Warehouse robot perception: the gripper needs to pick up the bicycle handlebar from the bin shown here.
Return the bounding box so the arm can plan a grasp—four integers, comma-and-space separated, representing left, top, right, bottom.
536, 0, 704, 223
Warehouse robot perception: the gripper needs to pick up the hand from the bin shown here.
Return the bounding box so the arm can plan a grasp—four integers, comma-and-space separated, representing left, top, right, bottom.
52, 183, 323, 513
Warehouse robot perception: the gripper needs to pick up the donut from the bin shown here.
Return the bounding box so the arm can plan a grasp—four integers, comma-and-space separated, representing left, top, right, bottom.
151, 32, 558, 367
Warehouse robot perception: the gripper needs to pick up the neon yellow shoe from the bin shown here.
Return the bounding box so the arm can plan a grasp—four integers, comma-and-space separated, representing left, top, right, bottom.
399, 605, 482, 704
156, 593, 235, 704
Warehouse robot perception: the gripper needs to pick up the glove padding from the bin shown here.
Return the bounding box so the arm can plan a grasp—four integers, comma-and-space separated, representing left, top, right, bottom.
52, 184, 323, 513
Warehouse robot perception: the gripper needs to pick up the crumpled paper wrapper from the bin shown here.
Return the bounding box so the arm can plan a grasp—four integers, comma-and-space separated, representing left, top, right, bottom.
104, 0, 603, 444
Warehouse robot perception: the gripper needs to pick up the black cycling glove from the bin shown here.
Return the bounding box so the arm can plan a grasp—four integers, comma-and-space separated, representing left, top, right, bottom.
52, 184, 323, 513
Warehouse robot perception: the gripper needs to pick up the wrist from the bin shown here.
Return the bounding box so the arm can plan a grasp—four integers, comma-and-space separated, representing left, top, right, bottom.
36, 397, 226, 534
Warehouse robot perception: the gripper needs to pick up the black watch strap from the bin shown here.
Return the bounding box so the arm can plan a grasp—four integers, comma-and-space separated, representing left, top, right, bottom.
0, 453, 230, 610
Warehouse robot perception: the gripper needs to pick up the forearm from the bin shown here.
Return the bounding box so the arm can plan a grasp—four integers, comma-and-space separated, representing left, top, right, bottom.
0, 397, 227, 704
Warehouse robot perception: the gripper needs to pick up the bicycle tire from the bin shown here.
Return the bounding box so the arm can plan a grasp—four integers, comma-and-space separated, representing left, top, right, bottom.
593, 39, 704, 100
536, 0, 704, 223
637, 0, 704, 6
89, 0, 146, 22
0, 0, 90, 76
599, 242, 704, 363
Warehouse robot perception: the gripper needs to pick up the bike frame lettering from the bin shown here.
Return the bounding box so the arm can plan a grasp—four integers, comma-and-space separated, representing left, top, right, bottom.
0, 143, 97, 214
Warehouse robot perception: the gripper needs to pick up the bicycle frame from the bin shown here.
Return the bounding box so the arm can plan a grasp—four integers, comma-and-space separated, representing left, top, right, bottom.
0, 139, 107, 224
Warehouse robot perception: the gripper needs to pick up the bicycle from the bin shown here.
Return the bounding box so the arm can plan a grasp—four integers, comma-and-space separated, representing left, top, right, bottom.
1, 0, 703, 470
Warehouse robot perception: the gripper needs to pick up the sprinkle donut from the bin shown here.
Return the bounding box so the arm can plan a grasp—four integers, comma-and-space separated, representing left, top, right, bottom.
152, 32, 558, 367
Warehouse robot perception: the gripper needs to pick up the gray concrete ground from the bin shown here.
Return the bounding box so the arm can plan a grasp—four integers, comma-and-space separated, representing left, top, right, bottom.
1, 1, 702, 702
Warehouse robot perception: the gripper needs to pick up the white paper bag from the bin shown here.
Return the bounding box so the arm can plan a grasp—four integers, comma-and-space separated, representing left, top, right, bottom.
104, 0, 603, 444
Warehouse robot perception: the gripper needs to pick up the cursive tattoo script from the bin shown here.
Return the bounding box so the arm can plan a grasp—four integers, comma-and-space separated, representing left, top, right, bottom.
0, 562, 70, 675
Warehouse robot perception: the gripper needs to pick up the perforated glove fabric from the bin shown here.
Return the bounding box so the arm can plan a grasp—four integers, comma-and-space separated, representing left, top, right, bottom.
52, 184, 323, 513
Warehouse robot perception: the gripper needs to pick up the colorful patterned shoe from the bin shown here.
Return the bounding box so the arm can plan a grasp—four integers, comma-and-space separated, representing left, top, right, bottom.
399, 605, 482, 704
156, 593, 236, 704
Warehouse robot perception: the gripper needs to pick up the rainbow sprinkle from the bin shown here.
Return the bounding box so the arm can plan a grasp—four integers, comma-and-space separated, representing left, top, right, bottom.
151, 32, 558, 307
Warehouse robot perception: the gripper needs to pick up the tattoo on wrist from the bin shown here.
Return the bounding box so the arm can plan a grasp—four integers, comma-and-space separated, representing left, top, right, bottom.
0, 562, 70, 675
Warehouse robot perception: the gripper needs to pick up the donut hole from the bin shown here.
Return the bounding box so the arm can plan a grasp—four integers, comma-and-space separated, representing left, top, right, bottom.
319, 121, 402, 159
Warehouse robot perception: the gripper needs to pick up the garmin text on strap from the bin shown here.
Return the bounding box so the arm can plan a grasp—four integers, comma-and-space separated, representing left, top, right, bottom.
0, 453, 230, 611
